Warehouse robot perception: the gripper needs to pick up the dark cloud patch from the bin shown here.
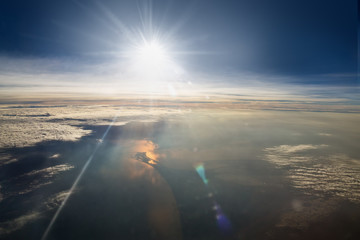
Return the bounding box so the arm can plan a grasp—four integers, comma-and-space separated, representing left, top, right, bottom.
3, 113, 51, 117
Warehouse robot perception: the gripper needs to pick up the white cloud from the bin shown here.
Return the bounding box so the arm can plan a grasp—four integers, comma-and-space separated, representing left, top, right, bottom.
0, 121, 91, 148
265, 144, 328, 155
264, 145, 360, 203
0, 190, 72, 236
44, 190, 70, 210
0, 105, 186, 149
3, 164, 74, 199
49, 153, 60, 159
22, 164, 74, 178
0, 153, 17, 166
317, 133, 332, 137
0, 212, 41, 235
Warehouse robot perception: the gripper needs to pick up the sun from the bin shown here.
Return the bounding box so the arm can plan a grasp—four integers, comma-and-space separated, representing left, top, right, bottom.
126, 36, 185, 96
137, 40, 167, 66
132, 39, 171, 73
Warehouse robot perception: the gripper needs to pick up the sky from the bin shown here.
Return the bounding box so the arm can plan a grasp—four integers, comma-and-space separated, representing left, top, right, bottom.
0, 0, 358, 100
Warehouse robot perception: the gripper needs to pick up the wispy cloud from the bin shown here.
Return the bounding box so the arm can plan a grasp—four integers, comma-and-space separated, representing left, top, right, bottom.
0, 212, 41, 235
0, 153, 17, 166
0, 190, 71, 236
1, 164, 74, 199
265, 144, 328, 156
317, 133, 332, 137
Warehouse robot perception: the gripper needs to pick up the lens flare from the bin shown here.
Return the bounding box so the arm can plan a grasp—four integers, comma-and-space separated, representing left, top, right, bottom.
213, 202, 232, 234
194, 163, 232, 236
195, 163, 208, 185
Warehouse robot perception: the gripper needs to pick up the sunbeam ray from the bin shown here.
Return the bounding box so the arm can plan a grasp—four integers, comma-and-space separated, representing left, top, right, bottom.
41, 115, 118, 240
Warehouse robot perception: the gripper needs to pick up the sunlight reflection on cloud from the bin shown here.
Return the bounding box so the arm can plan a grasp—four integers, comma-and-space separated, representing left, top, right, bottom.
265, 145, 360, 203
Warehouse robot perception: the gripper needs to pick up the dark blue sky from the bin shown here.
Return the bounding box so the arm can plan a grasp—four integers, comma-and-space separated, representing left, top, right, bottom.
0, 0, 357, 85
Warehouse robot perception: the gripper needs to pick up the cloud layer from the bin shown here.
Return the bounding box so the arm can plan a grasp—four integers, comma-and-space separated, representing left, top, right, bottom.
264, 144, 360, 203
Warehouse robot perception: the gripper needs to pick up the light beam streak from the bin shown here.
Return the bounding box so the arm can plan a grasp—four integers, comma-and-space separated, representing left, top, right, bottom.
41, 115, 118, 240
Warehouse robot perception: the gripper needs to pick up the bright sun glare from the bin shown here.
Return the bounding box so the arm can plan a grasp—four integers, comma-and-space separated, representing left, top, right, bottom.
138, 41, 166, 63
135, 40, 169, 70
127, 37, 185, 96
